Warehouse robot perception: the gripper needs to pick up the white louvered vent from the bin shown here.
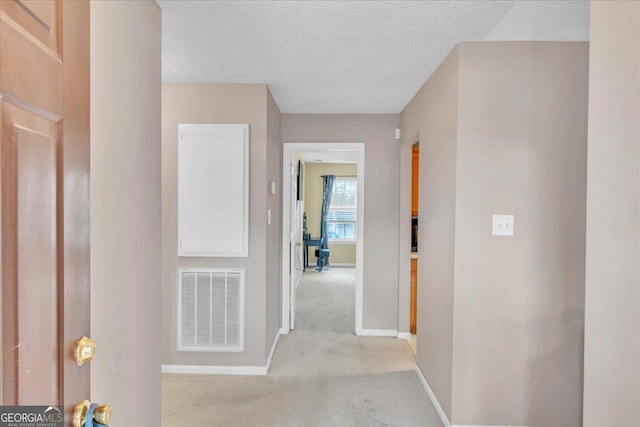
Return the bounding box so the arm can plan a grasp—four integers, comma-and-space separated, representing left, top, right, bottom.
178, 268, 244, 352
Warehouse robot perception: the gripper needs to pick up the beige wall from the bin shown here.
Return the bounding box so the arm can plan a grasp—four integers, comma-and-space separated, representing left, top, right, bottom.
401, 47, 459, 419
162, 84, 272, 367
400, 42, 589, 426
303, 163, 357, 265
282, 114, 400, 330
454, 42, 588, 426
584, 2, 640, 425
90, 1, 162, 425
266, 89, 282, 356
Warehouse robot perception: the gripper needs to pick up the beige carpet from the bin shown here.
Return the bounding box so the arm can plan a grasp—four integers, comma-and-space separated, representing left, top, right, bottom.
162, 268, 442, 427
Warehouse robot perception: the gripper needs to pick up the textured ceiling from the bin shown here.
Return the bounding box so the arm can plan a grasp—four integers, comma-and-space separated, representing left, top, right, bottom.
158, 1, 589, 114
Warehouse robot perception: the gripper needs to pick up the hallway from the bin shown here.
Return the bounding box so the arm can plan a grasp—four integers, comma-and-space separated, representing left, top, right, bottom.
162, 268, 442, 426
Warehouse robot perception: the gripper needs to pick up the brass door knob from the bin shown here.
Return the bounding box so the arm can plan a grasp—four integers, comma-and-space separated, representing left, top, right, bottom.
73, 400, 90, 427
94, 404, 112, 425
73, 400, 112, 427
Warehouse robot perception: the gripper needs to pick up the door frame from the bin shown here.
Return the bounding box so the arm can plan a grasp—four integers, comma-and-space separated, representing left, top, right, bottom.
281, 142, 365, 334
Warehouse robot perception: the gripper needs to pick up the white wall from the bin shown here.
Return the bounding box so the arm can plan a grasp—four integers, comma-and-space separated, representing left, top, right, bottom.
90, 1, 162, 425
583, 2, 640, 425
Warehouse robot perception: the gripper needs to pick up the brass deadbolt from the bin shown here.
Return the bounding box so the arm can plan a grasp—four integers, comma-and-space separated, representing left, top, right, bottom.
75, 336, 97, 366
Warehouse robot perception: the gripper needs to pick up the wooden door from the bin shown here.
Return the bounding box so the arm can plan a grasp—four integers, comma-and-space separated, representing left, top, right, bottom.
0, 0, 90, 420
289, 156, 301, 330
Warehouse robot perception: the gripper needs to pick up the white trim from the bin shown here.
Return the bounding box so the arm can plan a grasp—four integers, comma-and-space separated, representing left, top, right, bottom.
282, 143, 365, 334
357, 329, 397, 337
327, 263, 356, 267
162, 364, 267, 376
163, 328, 284, 377
396, 332, 412, 341
265, 328, 284, 373
414, 363, 451, 427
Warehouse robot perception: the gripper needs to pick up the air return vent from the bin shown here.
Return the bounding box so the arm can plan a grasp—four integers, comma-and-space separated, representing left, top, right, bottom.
178, 268, 244, 352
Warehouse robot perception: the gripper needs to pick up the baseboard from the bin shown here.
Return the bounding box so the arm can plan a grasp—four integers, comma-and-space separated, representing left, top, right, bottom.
162, 364, 267, 375
414, 363, 451, 427
265, 328, 283, 374
357, 329, 397, 337
396, 332, 412, 341
162, 330, 283, 377
327, 263, 356, 267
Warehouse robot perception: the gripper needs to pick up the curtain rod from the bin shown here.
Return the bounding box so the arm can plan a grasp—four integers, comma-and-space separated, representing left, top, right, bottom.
320, 175, 357, 178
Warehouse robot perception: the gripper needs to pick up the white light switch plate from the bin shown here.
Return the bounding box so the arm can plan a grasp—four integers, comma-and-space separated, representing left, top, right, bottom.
492, 215, 514, 236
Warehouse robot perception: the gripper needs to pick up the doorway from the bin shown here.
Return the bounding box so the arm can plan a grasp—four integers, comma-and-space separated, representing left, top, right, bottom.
397, 138, 419, 351
281, 143, 365, 334
410, 142, 419, 354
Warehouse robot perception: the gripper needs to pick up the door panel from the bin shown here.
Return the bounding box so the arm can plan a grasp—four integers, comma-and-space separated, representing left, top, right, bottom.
2, 102, 61, 405
1, 0, 90, 419
0, 0, 61, 58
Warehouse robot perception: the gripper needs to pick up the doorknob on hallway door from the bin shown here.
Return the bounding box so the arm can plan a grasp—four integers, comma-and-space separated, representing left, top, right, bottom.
73, 401, 112, 427
295, 242, 302, 247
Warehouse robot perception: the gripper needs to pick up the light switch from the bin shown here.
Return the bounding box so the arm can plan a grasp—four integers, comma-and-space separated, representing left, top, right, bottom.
492, 215, 514, 236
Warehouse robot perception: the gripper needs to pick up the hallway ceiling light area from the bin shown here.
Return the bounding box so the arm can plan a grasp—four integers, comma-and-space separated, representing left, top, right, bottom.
158, 0, 589, 114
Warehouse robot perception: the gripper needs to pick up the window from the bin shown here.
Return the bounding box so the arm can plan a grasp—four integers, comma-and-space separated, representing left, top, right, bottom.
327, 177, 357, 242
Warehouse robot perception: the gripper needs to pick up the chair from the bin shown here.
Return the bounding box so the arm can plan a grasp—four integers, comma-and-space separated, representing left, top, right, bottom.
314, 235, 330, 271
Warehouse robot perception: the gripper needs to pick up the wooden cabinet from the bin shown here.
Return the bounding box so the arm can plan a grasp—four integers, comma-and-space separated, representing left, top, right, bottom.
411, 146, 419, 216
410, 258, 417, 334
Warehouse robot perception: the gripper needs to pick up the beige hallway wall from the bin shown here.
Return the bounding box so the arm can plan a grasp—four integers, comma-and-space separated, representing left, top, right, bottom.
401, 47, 459, 420
282, 114, 401, 330
584, 2, 640, 425
266, 88, 283, 356
400, 42, 589, 426
90, 1, 162, 425
453, 41, 588, 426
304, 162, 357, 265
162, 84, 270, 367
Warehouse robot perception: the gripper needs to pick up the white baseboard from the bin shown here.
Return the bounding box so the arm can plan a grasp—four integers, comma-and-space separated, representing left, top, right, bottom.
414, 363, 451, 427
396, 332, 412, 341
162, 329, 284, 377
327, 263, 356, 267
357, 329, 397, 337
265, 328, 283, 374
162, 364, 267, 375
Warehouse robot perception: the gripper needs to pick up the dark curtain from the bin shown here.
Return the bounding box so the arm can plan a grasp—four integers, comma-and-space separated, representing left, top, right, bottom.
320, 175, 335, 253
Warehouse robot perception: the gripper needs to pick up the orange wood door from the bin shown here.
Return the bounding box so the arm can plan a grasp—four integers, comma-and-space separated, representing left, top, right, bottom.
0, 0, 90, 418
410, 258, 417, 334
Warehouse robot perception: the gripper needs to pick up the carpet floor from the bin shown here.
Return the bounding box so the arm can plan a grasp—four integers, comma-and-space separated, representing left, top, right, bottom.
162, 268, 442, 427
